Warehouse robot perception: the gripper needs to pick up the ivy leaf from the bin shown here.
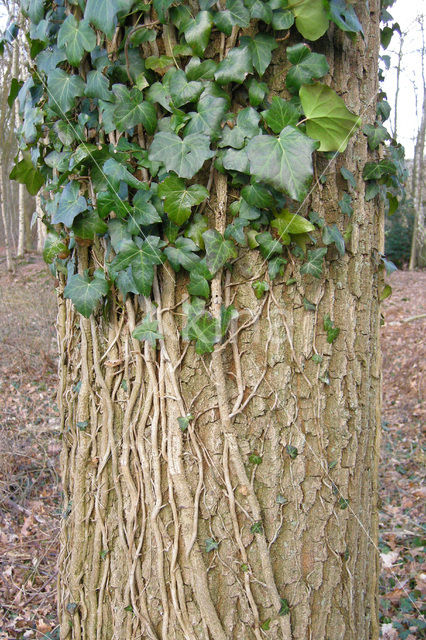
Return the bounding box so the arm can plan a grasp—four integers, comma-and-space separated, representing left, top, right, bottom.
185, 214, 209, 249
244, 33, 277, 76
327, 0, 363, 35
245, 0, 272, 23
338, 192, 353, 216
291, 0, 329, 41
203, 229, 237, 274
278, 598, 290, 616
362, 160, 396, 181
169, 70, 203, 108
43, 232, 68, 264
8, 78, 23, 108
286, 43, 329, 94
241, 183, 275, 209
103, 158, 142, 190
110, 239, 164, 296
113, 87, 157, 134
322, 223, 345, 256
215, 45, 253, 84
132, 316, 163, 347
149, 132, 214, 179
268, 255, 287, 279
97, 190, 131, 219
214, 0, 250, 35
64, 270, 109, 318
247, 78, 268, 107
255, 231, 283, 258
340, 167, 356, 188
184, 11, 213, 57
253, 280, 269, 298
164, 237, 201, 271
300, 83, 362, 152
182, 299, 220, 354
205, 538, 219, 552
221, 304, 238, 337
271, 210, 315, 243
131, 191, 162, 228
271, 9, 294, 30
84, 0, 119, 40
188, 271, 210, 298
73, 210, 108, 239
47, 68, 85, 113
53, 182, 88, 227
261, 96, 300, 133
224, 217, 249, 246
324, 314, 340, 343
362, 123, 390, 150
379, 284, 392, 301
222, 148, 249, 173
57, 15, 96, 67
108, 219, 134, 252
247, 127, 318, 201
381, 256, 397, 275
9, 153, 44, 196
300, 247, 327, 278
158, 175, 208, 226
185, 58, 217, 81
184, 85, 229, 138
85, 70, 113, 101
153, 0, 175, 21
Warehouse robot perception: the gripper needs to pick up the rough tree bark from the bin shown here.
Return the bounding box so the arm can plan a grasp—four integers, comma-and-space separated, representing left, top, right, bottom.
57, 3, 383, 640
409, 69, 426, 269
12, 10, 26, 259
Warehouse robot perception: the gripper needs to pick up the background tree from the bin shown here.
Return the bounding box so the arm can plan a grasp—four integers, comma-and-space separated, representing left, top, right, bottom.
7, 0, 403, 638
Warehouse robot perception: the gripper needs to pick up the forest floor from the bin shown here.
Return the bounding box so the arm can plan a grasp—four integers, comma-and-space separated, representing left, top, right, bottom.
0, 255, 424, 640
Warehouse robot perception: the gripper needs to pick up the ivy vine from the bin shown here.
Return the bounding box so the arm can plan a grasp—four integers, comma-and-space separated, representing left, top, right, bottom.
2, 0, 402, 354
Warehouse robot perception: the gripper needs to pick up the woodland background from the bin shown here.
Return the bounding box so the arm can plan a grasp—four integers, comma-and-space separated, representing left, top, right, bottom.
0, 0, 424, 638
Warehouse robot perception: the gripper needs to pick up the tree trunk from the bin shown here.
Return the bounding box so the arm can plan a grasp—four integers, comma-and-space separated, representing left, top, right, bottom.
0, 159, 13, 272
36, 195, 46, 253
12, 17, 26, 259
57, 3, 383, 640
409, 18, 425, 271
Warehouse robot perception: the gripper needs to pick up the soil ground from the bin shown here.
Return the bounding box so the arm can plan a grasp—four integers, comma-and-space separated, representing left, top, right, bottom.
0, 255, 424, 640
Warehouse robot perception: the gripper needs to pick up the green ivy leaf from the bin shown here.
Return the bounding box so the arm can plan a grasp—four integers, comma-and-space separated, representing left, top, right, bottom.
97, 190, 131, 219
362, 123, 390, 150
291, 0, 329, 41
271, 9, 294, 30
85, 70, 113, 101
261, 96, 300, 133
131, 191, 162, 229
57, 15, 96, 67
184, 85, 229, 138
271, 210, 315, 243
158, 175, 208, 225
185, 58, 217, 81
245, 0, 272, 23
84, 0, 119, 40
205, 538, 219, 552
250, 521, 263, 534
244, 33, 278, 76
286, 43, 329, 94
203, 229, 237, 273
268, 255, 287, 279
185, 11, 213, 57
247, 127, 318, 201
327, 0, 363, 35
278, 598, 290, 616
108, 219, 134, 252
340, 167, 356, 188
322, 223, 345, 256
324, 314, 340, 343
64, 269, 109, 318
109, 238, 164, 296
53, 182, 88, 227
182, 299, 220, 354
255, 231, 283, 258
132, 316, 163, 347
113, 87, 157, 134
149, 132, 214, 179
7, 78, 23, 108
362, 160, 396, 181
214, 0, 250, 35
300, 247, 327, 278
103, 158, 142, 190
43, 232, 68, 264
164, 237, 201, 271
300, 84, 362, 152
222, 147, 249, 173
241, 183, 274, 209
252, 280, 269, 299
73, 210, 108, 239
338, 192, 353, 216
188, 271, 210, 298
285, 445, 298, 459
185, 214, 209, 249
247, 78, 268, 107
215, 45, 253, 84
47, 68, 85, 113
169, 70, 203, 108
153, 0, 175, 21
9, 153, 44, 196
380, 284, 392, 301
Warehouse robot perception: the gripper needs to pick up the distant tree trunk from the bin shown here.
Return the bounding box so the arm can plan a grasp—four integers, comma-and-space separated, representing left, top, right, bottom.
12, 19, 25, 259
409, 22, 426, 270
57, 3, 384, 640
0, 159, 13, 272
36, 195, 46, 253
393, 34, 404, 140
